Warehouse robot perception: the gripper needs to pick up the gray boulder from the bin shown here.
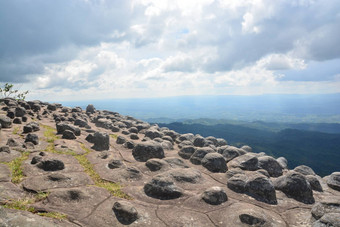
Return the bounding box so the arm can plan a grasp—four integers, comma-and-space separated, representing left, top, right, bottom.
193, 136, 207, 147
113, 201, 139, 225
15, 107, 26, 117
246, 174, 277, 204
178, 146, 196, 159
145, 129, 162, 139
294, 165, 316, 176
25, 133, 39, 145
306, 175, 323, 192
56, 123, 81, 136
326, 172, 340, 191
311, 196, 340, 220
229, 154, 259, 171
132, 141, 165, 162
62, 130, 76, 140
0, 115, 12, 128
277, 157, 288, 169
86, 104, 96, 114
274, 171, 314, 204
144, 175, 183, 200
201, 186, 228, 205
92, 132, 110, 151
227, 174, 248, 193
201, 153, 227, 173
258, 156, 283, 177
190, 147, 215, 165
145, 159, 168, 171
217, 146, 244, 162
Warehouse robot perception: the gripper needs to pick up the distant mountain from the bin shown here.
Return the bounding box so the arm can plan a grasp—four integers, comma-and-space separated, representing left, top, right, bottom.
158, 122, 340, 176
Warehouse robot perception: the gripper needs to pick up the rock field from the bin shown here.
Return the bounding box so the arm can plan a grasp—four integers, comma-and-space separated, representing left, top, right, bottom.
0, 98, 340, 226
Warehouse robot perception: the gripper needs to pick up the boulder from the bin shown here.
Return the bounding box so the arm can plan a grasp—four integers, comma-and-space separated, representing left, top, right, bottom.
258, 156, 283, 177
0, 115, 12, 128
145, 159, 168, 171
36, 159, 65, 171
15, 107, 26, 117
25, 133, 39, 145
294, 165, 316, 176
144, 175, 183, 200
277, 157, 288, 169
6, 138, 19, 147
13, 117, 22, 124
0, 146, 11, 153
86, 104, 96, 114
229, 154, 259, 171
47, 104, 57, 111
178, 146, 196, 159
201, 186, 228, 205
201, 153, 227, 173
239, 214, 266, 226
167, 168, 202, 184
326, 172, 340, 191
116, 136, 126, 144
145, 129, 162, 139
92, 132, 110, 151
306, 175, 323, 192
56, 123, 81, 136
113, 201, 139, 225
312, 213, 340, 227
190, 147, 215, 165
62, 130, 76, 140
246, 174, 277, 204
216, 138, 227, 147
132, 141, 165, 162
129, 133, 139, 140
217, 146, 244, 162
311, 196, 340, 220
193, 136, 207, 147
240, 145, 252, 152
227, 174, 248, 193
274, 171, 314, 204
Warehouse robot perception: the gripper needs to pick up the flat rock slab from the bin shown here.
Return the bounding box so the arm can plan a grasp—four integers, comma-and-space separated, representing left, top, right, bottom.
0, 182, 26, 202
54, 139, 87, 155
33, 186, 111, 220
22, 172, 94, 192
282, 208, 313, 227
0, 149, 21, 162
23, 152, 84, 177
0, 207, 77, 227
81, 197, 165, 227
0, 164, 11, 182
207, 202, 286, 227
157, 205, 216, 227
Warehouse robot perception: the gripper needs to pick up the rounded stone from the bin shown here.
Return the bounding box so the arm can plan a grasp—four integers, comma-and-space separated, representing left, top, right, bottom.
201, 153, 227, 173
201, 187, 228, 205
36, 159, 65, 171
113, 201, 139, 225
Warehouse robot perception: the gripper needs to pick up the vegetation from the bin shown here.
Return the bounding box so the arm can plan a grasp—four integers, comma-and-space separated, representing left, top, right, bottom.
1, 150, 30, 183
0, 83, 29, 100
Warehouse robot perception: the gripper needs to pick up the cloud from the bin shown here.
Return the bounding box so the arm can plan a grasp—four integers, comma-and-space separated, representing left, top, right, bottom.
0, 0, 339, 100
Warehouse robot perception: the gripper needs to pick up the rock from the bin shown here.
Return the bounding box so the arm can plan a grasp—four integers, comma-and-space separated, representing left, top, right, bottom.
162, 136, 173, 144
124, 141, 135, 149
193, 136, 207, 147
216, 138, 227, 147
62, 130, 76, 140
190, 147, 215, 165
177, 133, 195, 142
274, 171, 314, 204
201, 186, 228, 205
23, 125, 33, 133
85, 134, 95, 143
111, 126, 120, 132
86, 104, 96, 114
294, 165, 316, 176
229, 153, 259, 171
47, 104, 57, 111
227, 174, 248, 193
31, 156, 42, 164
256, 169, 270, 178
163, 157, 188, 168
146, 159, 168, 171
13, 117, 22, 124
116, 136, 126, 144
92, 132, 110, 151
0, 115, 12, 128
129, 133, 139, 140
258, 156, 283, 177
239, 213, 266, 226
201, 153, 227, 173
15, 106, 26, 117
277, 157, 288, 169
217, 146, 244, 162
144, 175, 183, 200
306, 175, 323, 192
178, 146, 196, 159
0, 146, 10, 153
36, 159, 65, 171
161, 140, 173, 150
6, 138, 19, 147
246, 174, 277, 204
107, 160, 124, 169
113, 201, 139, 225
145, 129, 162, 139
311, 196, 340, 220
128, 127, 138, 134
6, 110, 15, 119
327, 172, 340, 191
166, 168, 202, 183
132, 141, 165, 162
240, 145, 252, 152
56, 123, 81, 136
313, 213, 340, 227
25, 133, 39, 145
74, 118, 89, 128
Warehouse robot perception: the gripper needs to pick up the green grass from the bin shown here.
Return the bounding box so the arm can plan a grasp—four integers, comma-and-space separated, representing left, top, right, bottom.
12, 126, 20, 135
2, 151, 30, 183
40, 124, 131, 199
110, 134, 118, 139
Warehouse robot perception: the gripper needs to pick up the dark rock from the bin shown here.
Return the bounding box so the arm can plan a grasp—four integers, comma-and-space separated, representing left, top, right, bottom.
0, 146, 10, 153
74, 118, 89, 128
294, 165, 316, 176
116, 136, 126, 144
85, 134, 95, 143
13, 117, 22, 124
256, 169, 270, 178
311, 196, 340, 220
201, 186, 228, 205
144, 175, 183, 200
122, 130, 130, 135
178, 146, 196, 159
86, 104, 96, 114
111, 126, 120, 132
47, 104, 57, 111
37, 159, 65, 171
327, 172, 340, 191
128, 127, 138, 134
189, 147, 215, 165
22, 116, 28, 122
193, 136, 207, 147
177, 133, 195, 142
163, 157, 188, 168
258, 156, 283, 177
306, 175, 323, 192
108, 160, 124, 169
25, 133, 39, 145
229, 154, 259, 171
206, 136, 218, 146
6, 138, 19, 147
313, 213, 340, 227
178, 140, 193, 149
113, 201, 139, 225
6, 110, 15, 119
145, 129, 162, 139
15, 107, 26, 117
0, 115, 12, 128
146, 159, 168, 171
62, 130, 76, 140
240, 145, 252, 152
201, 153, 227, 173
227, 174, 248, 193
167, 168, 202, 183
217, 146, 243, 162
246, 174, 277, 204
216, 138, 227, 147
161, 140, 173, 150
132, 141, 165, 162
56, 123, 81, 136
129, 133, 139, 140
123, 141, 134, 149
274, 171, 315, 204
92, 132, 110, 151
31, 156, 42, 164
239, 214, 266, 226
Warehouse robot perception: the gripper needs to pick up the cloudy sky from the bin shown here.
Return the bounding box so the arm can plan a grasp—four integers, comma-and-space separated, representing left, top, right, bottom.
0, 0, 339, 101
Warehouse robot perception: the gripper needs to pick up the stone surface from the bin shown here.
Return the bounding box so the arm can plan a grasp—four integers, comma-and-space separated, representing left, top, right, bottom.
327, 172, 340, 191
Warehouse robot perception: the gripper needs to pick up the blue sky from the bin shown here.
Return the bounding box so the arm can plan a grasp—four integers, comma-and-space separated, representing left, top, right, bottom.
0, 0, 339, 101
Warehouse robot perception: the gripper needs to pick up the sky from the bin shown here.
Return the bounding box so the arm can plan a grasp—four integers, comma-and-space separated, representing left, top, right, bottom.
0, 0, 340, 101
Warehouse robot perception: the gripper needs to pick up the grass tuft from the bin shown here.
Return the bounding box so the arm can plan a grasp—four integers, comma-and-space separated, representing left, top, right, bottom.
12, 126, 20, 135
110, 134, 118, 139
3, 151, 30, 183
